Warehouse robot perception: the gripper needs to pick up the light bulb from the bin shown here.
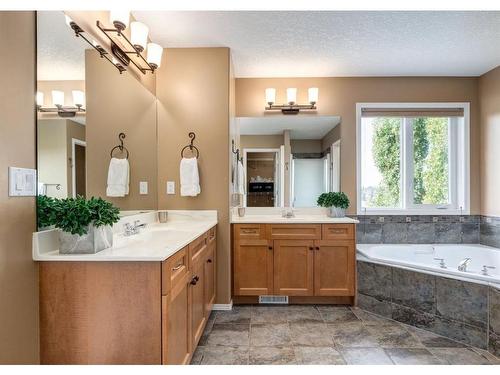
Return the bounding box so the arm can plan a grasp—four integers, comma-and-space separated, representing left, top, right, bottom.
287, 88, 297, 105
51, 90, 64, 107
146, 43, 163, 69
265, 88, 276, 105
130, 21, 149, 52
36, 91, 44, 107
308, 87, 318, 104
72, 90, 85, 108
109, 10, 129, 31
64, 15, 73, 27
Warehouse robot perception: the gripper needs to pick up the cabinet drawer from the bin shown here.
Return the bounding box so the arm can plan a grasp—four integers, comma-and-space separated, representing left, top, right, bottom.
234, 224, 266, 240
267, 224, 321, 240
322, 224, 355, 240
162, 246, 189, 295
207, 226, 216, 243
189, 234, 208, 267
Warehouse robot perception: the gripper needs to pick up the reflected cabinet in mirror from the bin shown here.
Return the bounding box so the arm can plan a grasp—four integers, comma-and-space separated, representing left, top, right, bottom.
36, 11, 158, 230
231, 116, 341, 208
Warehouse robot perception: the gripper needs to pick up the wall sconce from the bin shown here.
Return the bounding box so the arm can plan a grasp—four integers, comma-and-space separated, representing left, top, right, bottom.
65, 12, 163, 75
37, 90, 86, 118
265, 87, 318, 114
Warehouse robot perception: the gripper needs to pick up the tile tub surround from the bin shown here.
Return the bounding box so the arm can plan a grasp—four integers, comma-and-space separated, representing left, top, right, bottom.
357, 260, 500, 358
190, 305, 499, 365
481, 216, 500, 249
353, 215, 481, 244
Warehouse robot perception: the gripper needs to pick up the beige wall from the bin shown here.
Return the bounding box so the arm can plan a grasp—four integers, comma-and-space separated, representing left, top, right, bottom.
66, 120, 86, 197
291, 139, 322, 154
0, 11, 39, 364
240, 134, 283, 149
321, 125, 341, 151
479, 66, 500, 216
156, 48, 231, 304
236, 77, 480, 214
85, 50, 158, 210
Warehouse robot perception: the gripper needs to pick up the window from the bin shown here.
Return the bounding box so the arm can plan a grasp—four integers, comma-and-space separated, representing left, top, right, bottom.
357, 103, 469, 215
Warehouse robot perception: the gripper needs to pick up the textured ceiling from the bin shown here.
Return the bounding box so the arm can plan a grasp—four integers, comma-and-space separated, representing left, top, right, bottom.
238, 116, 340, 139
37, 11, 87, 81
134, 11, 500, 77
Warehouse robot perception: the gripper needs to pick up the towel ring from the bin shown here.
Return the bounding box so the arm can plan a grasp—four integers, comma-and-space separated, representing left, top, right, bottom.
180, 132, 200, 159
110, 133, 129, 159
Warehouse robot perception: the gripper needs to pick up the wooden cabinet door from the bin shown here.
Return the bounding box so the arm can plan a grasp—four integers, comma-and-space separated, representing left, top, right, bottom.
273, 240, 314, 296
204, 240, 216, 316
233, 239, 273, 296
163, 272, 191, 365
314, 240, 355, 296
190, 260, 206, 349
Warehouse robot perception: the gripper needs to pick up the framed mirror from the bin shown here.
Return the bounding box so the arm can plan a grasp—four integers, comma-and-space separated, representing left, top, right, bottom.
232, 116, 341, 208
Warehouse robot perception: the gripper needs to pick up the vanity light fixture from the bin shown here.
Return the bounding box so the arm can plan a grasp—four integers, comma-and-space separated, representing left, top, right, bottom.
265, 87, 318, 114
64, 13, 162, 75
36, 90, 86, 118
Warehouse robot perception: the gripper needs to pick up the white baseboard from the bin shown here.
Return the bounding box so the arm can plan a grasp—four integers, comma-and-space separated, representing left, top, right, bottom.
212, 300, 233, 311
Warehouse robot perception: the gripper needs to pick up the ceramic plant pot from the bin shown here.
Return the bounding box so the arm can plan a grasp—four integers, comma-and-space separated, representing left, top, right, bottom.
59, 224, 113, 254
328, 207, 346, 218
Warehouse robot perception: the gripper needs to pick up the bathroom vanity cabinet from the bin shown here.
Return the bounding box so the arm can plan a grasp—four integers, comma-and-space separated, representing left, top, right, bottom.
233, 223, 356, 303
39, 225, 216, 365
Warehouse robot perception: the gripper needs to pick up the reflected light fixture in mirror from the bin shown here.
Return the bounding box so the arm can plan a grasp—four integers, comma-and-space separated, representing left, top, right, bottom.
130, 21, 149, 52
286, 88, 297, 105
51, 90, 64, 108
110, 10, 130, 32
36, 91, 44, 108
308, 87, 319, 105
146, 43, 163, 68
265, 88, 276, 106
72, 90, 85, 109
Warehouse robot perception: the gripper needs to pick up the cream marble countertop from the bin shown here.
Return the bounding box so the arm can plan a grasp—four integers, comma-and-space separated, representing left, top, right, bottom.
33, 210, 217, 262
230, 207, 359, 224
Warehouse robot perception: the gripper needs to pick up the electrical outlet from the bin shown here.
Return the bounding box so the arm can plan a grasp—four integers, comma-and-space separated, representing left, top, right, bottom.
139, 181, 148, 195
432, 217, 439, 223
167, 181, 175, 195
378, 217, 385, 223
405, 216, 412, 223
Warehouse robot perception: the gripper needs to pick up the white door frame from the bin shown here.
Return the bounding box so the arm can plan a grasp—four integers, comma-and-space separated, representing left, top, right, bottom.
242, 148, 281, 207
331, 140, 341, 192
71, 138, 86, 198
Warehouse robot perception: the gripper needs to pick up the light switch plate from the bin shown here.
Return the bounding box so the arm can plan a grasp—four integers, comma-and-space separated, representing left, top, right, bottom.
139, 181, 148, 195
9, 167, 37, 197
167, 181, 175, 195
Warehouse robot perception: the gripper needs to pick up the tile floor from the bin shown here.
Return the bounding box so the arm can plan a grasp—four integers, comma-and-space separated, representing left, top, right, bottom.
190, 305, 500, 365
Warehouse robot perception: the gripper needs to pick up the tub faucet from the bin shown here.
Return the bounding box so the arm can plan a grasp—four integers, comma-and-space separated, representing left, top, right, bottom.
457, 258, 471, 272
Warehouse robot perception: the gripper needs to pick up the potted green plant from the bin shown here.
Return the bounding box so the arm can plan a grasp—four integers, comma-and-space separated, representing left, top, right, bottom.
37, 195, 58, 230
317, 192, 350, 218
53, 196, 120, 254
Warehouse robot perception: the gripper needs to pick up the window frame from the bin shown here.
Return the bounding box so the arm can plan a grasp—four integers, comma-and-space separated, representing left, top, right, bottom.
356, 102, 470, 215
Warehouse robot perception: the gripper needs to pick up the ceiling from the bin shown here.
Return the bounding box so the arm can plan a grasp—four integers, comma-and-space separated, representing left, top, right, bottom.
238, 116, 340, 139
37, 11, 87, 81
134, 11, 500, 77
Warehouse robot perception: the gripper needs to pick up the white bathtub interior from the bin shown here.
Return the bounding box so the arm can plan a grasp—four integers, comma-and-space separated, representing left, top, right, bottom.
357, 244, 500, 285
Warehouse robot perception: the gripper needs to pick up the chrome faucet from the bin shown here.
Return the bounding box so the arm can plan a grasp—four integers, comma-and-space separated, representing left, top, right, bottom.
434, 258, 447, 269
123, 220, 147, 236
457, 258, 472, 272
481, 265, 496, 276
282, 208, 295, 218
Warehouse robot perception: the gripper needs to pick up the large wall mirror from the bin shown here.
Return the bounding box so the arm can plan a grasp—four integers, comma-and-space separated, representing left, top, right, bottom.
232, 116, 341, 208
36, 11, 158, 230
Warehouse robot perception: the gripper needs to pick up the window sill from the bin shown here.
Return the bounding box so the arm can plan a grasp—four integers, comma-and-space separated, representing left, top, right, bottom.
356, 208, 470, 216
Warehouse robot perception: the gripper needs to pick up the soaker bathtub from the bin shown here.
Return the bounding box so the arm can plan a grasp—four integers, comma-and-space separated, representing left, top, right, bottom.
357, 243, 500, 286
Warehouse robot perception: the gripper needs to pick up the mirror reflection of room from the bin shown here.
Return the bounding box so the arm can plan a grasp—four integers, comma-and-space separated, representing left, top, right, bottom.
235, 116, 341, 208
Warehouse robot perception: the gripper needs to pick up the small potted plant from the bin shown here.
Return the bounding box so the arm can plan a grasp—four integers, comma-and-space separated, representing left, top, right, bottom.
317, 192, 350, 218
53, 196, 120, 254
37, 195, 58, 230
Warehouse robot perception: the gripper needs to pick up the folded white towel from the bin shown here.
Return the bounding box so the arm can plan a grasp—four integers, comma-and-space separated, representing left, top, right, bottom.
237, 160, 245, 195
180, 157, 200, 197
106, 157, 129, 197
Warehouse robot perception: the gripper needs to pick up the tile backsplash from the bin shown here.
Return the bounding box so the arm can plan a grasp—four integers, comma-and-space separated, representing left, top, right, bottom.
350, 215, 500, 246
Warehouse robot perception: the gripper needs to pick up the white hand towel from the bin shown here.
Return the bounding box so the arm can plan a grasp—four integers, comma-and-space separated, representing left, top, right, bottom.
180, 157, 201, 196
106, 157, 130, 197
237, 160, 245, 195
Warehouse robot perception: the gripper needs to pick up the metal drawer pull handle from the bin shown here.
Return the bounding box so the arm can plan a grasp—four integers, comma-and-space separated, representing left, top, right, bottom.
309, 246, 314, 250
268, 246, 273, 250
242, 229, 257, 234
207, 259, 212, 263
331, 229, 345, 234
316, 247, 320, 250
172, 263, 183, 271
